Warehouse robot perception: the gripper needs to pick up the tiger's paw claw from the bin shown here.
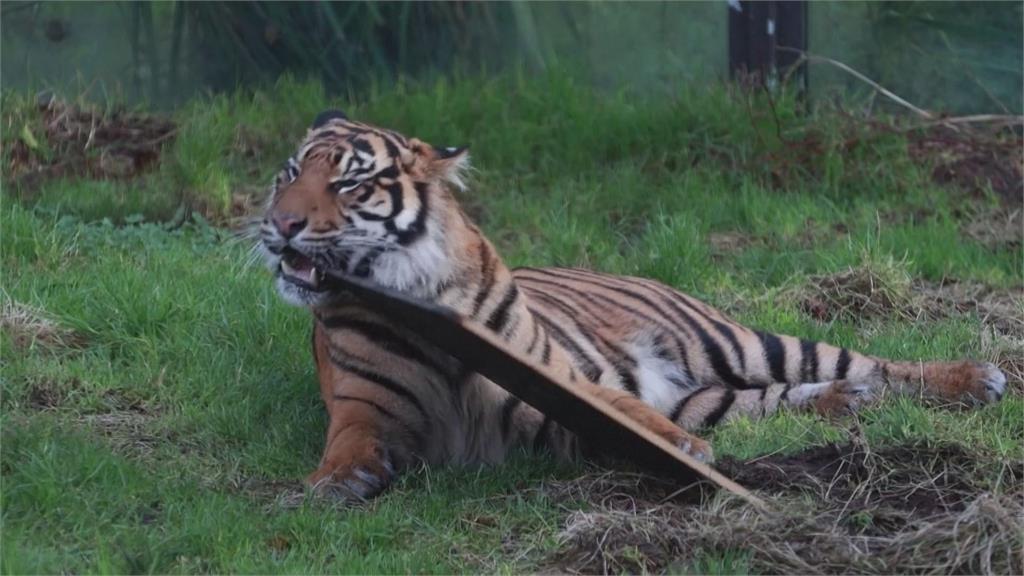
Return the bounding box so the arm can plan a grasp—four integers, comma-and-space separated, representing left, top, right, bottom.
677, 436, 714, 464
306, 447, 395, 501
979, 362, 1007, 403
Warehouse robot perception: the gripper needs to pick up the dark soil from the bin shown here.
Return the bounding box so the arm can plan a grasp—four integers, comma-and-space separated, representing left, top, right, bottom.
719, 442, 1019, 518
908, 124, 1023, 207
6, 93, 176, 193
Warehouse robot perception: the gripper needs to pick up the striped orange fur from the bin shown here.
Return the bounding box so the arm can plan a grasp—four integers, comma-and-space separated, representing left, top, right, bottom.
259, 110, 1007, 499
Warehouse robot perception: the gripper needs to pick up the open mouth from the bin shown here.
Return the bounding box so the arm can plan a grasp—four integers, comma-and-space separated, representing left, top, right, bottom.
279, 247, 326, 292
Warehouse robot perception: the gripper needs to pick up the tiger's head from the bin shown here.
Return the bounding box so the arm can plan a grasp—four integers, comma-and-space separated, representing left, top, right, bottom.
260, 110, 470, 307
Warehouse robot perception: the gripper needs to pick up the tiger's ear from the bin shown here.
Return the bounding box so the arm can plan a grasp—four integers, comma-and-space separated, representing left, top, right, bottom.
407, 138, 470, 189
311, 109, 347, 129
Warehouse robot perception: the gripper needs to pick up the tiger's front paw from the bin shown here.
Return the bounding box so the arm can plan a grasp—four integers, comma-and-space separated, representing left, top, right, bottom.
647, 415, 715, 463
306, 443, 396, 501
618, 401, 715, 463
670, 430, 715, 464
813, 379, 874, 416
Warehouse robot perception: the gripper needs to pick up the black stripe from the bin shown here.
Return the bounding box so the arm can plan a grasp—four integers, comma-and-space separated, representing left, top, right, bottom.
520, 281, 616, 329
471, 241, 496, 318
348, 164, 374, 177
327, 354, 428, 419
356, 182, 403, 222
835, 348, 851, 380
342, 152, 358, 174
757, 331, 788, 383
375, 164, 400, 180
709, 321, 747, 371
517, 272, 696, 383
532, 313, 603, 382
351, 138, 375, 155
541, 333, 552, 365
319, 316, 453, 380
533, 416, 553, 453
355, 185, 377, 203
520, 270, 696, 379
380, 134, 401, 159
779, 383, 793, 405
701, 390, 736, 429
668, 313, 747, 388
523, 287, 624, 350
395, 182, 429, 245
613, 365, 639, 394
525, 318, 541, 354
333, 394, 397, 420
500, 395, 521, 442
527, 268, 751, 389
485, 284, 520, 335
669, 386, 710, 422
351, 248, 381, 277
383, 129, 408, 147
527, 290, 639, 393
800, 339, 819, 382
656, 283, 748, 373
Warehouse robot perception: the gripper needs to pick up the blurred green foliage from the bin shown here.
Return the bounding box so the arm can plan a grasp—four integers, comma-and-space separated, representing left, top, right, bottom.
2, 1, 1018, 113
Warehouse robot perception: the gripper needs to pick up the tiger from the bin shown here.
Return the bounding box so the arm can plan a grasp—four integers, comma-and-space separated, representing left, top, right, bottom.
258, 109, 1007, 499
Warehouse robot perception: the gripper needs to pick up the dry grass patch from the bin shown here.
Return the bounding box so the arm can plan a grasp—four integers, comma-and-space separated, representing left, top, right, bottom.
1, 297, 87, 353
918, 280, 1024, 339
794, 264, 1022, 339
980, 329, 1024, 394
796, 257, 914, 323
962, 207, 1022, 250
545, 443, 1022, 575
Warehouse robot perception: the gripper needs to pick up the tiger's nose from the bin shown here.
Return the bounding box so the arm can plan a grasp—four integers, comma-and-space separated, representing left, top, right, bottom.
272, 214, 307, 239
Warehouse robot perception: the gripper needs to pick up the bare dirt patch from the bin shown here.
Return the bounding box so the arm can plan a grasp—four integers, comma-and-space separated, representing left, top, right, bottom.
545, 442, 1022, 575
5, 93, 176, 193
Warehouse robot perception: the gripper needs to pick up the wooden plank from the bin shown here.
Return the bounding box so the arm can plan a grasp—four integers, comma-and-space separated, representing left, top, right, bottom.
322, 272, 767, 509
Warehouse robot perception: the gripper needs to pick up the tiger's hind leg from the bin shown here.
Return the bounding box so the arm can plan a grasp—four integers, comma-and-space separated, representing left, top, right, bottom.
669, 359, 1007, 430
669, 380, 875, 430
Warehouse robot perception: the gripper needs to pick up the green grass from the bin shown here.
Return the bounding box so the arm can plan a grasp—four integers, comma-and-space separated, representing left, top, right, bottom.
2, 74, 1021, 573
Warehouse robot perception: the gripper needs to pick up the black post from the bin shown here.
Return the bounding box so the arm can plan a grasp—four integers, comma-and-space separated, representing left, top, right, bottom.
728, 0, 807, 96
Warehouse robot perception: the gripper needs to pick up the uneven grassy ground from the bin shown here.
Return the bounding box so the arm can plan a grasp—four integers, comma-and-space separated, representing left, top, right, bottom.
2, 75, 1022, 574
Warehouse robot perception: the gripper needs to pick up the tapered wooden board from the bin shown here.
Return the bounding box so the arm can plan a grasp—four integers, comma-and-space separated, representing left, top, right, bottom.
322, 272, 765, 508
